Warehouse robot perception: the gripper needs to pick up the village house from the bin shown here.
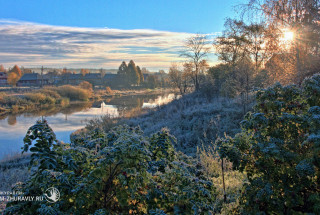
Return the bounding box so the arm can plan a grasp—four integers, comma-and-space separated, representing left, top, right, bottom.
17, 73, 48, 87
84, 73, 103, 86
103, 73, 117, 87
0, 72, 8, 86
59, 74, 83, 85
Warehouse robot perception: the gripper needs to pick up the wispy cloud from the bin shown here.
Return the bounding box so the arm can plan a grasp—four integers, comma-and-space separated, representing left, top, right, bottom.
0, 19, 215, 70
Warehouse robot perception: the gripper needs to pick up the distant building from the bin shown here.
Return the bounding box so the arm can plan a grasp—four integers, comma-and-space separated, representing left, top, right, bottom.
60, 74, 83, 85
84, 73, 102, 86
17, 73, 48, 86
103, 73, 117, 85
0, 72, 8, 86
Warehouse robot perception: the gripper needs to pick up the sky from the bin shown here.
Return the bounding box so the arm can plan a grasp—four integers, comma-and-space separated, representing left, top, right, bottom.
0, 0, 243, 71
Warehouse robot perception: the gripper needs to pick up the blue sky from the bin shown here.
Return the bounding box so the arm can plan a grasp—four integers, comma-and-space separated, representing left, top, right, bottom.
0, 0, 243, 70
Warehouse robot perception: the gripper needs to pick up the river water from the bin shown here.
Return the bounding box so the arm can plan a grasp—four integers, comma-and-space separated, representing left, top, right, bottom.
0, 93, 177, 160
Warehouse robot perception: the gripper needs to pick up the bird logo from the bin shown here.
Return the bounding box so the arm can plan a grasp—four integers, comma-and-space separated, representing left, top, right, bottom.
44, 187, 60, 203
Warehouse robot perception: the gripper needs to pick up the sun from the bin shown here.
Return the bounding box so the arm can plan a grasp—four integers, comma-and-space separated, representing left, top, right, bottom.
283, 31, 294, 41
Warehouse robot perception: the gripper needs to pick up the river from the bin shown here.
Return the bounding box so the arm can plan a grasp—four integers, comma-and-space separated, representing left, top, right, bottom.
0, 92, 178, 160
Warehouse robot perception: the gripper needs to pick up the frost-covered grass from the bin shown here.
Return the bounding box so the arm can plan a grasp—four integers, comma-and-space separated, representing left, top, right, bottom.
85, 92, 247, 155
125, 93, 245, 155
0, 153, 30, 192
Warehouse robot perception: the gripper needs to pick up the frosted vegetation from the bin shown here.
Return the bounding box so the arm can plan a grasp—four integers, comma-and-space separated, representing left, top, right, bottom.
85, 93, 246, 156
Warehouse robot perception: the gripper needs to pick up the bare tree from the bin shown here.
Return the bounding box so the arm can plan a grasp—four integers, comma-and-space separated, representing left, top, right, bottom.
168, 63, 190, 94
180, 34, 211, 91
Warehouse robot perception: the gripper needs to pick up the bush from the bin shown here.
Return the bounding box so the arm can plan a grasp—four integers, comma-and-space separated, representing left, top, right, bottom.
38, 88, 61, 100
79, 81, 93, 91
4, 121, 217, 214
217, 74, 320, 214
24, 93, 47, 104
105, 86, 113, 94
54, 85, 91, 101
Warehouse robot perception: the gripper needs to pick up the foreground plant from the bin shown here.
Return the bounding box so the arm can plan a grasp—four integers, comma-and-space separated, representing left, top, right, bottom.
4, 122, 216, 214
217, 74, 320, 214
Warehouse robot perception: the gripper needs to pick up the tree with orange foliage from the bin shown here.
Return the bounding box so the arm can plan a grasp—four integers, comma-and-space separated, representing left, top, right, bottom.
7, 72, 19, 86
0, 64, 5, 72
79, 81, 92, 91
7, 65, 22, 86
244, 0, 320, 83
81, 69, 89, 76
10, 65, 22, 77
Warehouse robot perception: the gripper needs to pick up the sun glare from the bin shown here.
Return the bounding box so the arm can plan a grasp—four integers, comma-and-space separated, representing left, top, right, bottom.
283, 31, 294, 41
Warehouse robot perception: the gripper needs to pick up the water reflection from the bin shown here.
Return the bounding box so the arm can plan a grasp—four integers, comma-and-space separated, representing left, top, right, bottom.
0, 93, 177, 159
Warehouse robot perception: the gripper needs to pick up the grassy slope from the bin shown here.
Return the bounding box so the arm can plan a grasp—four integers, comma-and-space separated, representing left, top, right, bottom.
125, 93, 245, 155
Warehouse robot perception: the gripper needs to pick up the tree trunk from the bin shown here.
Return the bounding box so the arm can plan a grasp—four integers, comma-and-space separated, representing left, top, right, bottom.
221, 158, 227, 203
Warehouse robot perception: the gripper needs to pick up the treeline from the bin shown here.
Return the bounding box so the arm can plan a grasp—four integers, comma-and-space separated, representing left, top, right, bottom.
117, 60, 144, 86
116, 60, 170, 89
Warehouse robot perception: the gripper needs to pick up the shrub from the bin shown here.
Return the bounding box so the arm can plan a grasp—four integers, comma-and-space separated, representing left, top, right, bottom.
217, 74, 320, 214
105, 86, 113, 94
57, 97, 69, 106
24, 93, 47, 104
54, 85, 91, 101
38, 88, 61, 100
79, 81, 93, 91
4, 121, 217, 214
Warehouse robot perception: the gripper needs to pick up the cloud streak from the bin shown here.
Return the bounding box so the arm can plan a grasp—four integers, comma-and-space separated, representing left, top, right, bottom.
0, 19, 204, 70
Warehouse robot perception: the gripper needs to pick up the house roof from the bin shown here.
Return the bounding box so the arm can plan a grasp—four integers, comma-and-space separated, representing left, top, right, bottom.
84, 73, 101, 79
65, 74, 82, 80
103, 74, 117, 79
0, 72, 7, 78
19, 73, 40, 81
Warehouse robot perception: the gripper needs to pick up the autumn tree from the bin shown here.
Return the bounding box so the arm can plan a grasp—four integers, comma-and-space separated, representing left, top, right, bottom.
7, 65, 22, 86
10, 65, 22, 77
80, 69, 89, 76
213, 19, 266, 109
79, 81, 93, 90
243, 0, 320, 83
180, 34, 211, 91
0, 64, 5, 72
7, 72, 19, 86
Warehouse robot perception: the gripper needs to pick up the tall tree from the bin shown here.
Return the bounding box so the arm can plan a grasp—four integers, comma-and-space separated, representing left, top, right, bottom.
136, 66, 144, 84
214, 19, 249, 66
118, 61, 128, 76
10, 65, 22, 77
180, 34, 211, 91
128, 60, 140, 86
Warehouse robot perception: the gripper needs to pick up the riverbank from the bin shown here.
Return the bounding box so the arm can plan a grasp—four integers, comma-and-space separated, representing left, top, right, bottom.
0, 86, 175, 116
75, 92, 248, 155
0, 89, 178, 191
